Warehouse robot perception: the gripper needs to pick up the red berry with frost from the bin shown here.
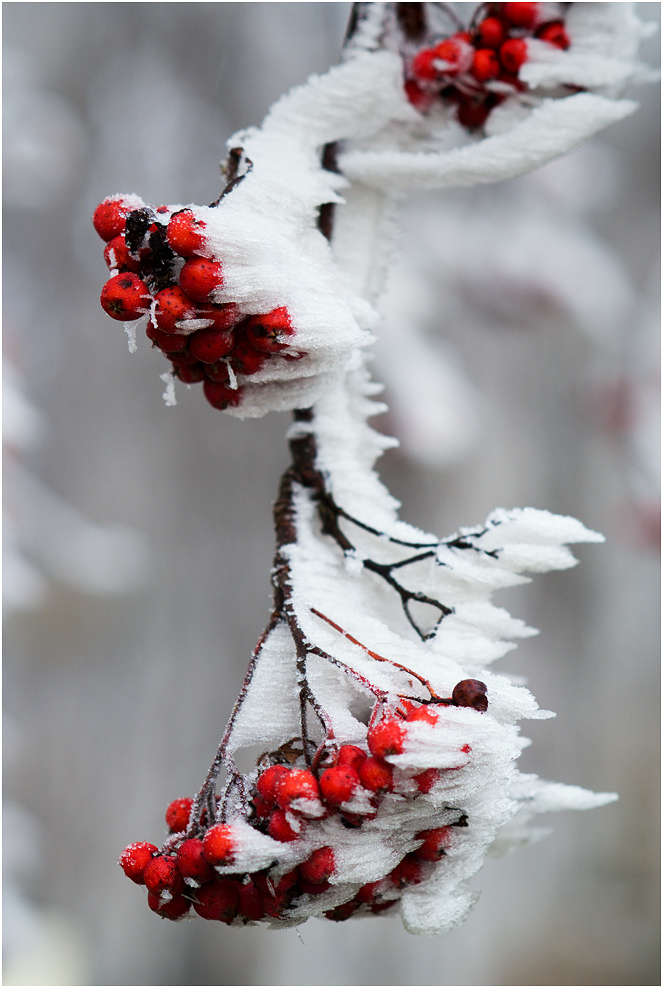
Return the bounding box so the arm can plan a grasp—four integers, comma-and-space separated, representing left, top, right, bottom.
298, 846, 335, 884
404, 79, 435, 113
358, 755, 394, 793
326, 901, 359, 921
256, 764, 290, 805
179, 256, 223, 303
238, 880, 264, 921
499, 37, 528, 74
154, 286, 198, 333
193, 878, 239, 922
261, 887, 294, 918
537, 21, 570, 49
367, 717, 405, 758
166, 209, 208, 257
298, 876, 331, 895
413, 767, 440, 793
411, 47, 438, 81
118, 841, 158, 884
503, 2, 540, 28
196, 302, 239, 332
275, 768, 321, 812
147, 891, 191, 920
253, 869, 298, 896
434, 34, 472, 73
251, 794, 272, 820
202, 823, 236, 865
472, 48, 500, 81
245, 307, 294, 353
355, 880, 381, 903
177, 838, 216, 882
104, 235, 140, 273
189, 326, 235, 363
230, 334, 267, 376
93, 195, 134, 242
319, 764, 360, 806
146, 320, 190, 353
202, 379, 243, 410
414, 826, 453, 861
390, 854, 424, 889
143, 855, 185, 897
337, 744, 367, 773
267, 809, 300, 843
165, 796, 193, 833
173, 362, 205, 384
476, 15, 506, 48
452, 679, 488, 712
203, 360, 231, 383
405, 705, 439, 725
100, 272, 151, 321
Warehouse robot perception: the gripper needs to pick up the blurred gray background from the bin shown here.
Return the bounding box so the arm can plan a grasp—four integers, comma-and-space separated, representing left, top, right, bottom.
3, 3, 660, 985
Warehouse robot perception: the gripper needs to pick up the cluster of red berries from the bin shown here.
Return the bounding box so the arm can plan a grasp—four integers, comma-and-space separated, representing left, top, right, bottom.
94, 196, 300, 410
406, 2, 570, 128
119, 679, 486, 923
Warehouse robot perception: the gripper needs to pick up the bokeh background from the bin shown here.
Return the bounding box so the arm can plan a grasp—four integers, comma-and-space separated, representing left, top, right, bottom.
3, 3, 660, 985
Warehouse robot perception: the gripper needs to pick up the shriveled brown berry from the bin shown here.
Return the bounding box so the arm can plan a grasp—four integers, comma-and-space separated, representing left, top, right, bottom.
452, 679, 488, 712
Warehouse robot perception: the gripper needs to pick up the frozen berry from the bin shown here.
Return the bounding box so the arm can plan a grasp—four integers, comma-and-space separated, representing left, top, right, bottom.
298, 846, 335, 884
154, 286, 198, 333
404, 79, 435, 113
189, 326, 235, 363
457, 98, 491, 130
411, 47, 438, 81
100, 272, 151, 321
165, 797, 193, 833
103, 235, 141, 273
267, 809, 300, 842
472, 48, 500, 81
452, 679, 488, 712
499, 37, 528, 74
118, 841, 158, 884
245, 307, 294, 353
93, 195, 135, 242
166, 209, 208, 257
147, 891, 191, 920
193, 878, 239, 922
358, 756, 394, 793
337, 745, 367, 773
179, 256, 223, 303
203, 360, 231, 383
414, 826, 453, 861
202, 823, 236, 865
475, 15, 506, 48
253, 869, 298, 896
390, 854, 424, 888
146, 320, 190, 353
196, 302, 239, 331
319, 765, 360, 806
275, 768, 321, 812
202, 379, 243, 410
325, 901, 359, 921
173, 362, 205, 384
367, 717, 405, 758
177, 838, 216, 883
143, 855, 185, 897
256, 764, 290, 805
434, 34, 472, 73
405, 705, 439, 725
238, 880, 264, 921
503, 2, 540, 28
229, 334, 267, 376
413, 767, 440, 793
537, 21, 570, 49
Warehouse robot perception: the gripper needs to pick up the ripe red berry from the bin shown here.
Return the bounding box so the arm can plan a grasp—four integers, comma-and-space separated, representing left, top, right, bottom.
537, 20, 570, 49
337, 745, 367, 773
146, 320, 190, 353
118, 841, 158, 884
166, 209, 208, 257
256, 764, 290, 805
196, 302, 239, 331
274, 768, 321, 813
153, 286, 198, 333
358, 756, 394, 793
267, 809, 300, 843
414, 826, 453, 861
499, 37, 528, 74
147, 891, 191, 920
229, 334, 267, 376
169, 349, 200, 366
143, 855, 186, 897
189, 326, 235, 363
472, 47, 500, 81
457, 98, 491, 129
193, 877, 239, 922
413, 767, 440, 793
253, 869, 298, 896
177, 838, 216, 883
100, 272, 151, 321
251, 795, 272, 820
434, 34, 471, 73
173, 362, 205, 384
355, 880, 381, 903
319, 765, 360, 806
93, 195, 135, 242
298, 846, 335, 884
390, 854, 424, 888
503, 2, 540, 29
475, 15, 506, 48
202, 379, 243, 410
165, 797, 193, 833
245, 307, 294, 353
203, 360, 231, 383
202, 823, 236, 865
405, 705, 439, 725
238, 880, 264, 921
179, 256, 224, 303
404, 79, 435, 113
411, 47, 438, 81
367, 717, 405, 758
452, 679, 488, 712
103, 235, 141, 273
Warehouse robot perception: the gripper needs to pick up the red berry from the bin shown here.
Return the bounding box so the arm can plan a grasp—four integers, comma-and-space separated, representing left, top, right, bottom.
147, 891, 191, 920
475, 15, 506, 48
238, 880, 264, 921
168, 349, 199, 366
202, 824, 236, 865
405, 705, 439, 725
457, 98, 491, 130
143, 855, 185, 897
537, 20, 570, 49
367, 717, 405, 758
189, 326, 235, 363
298, 846, 335, 884
179, 256, 223, 303
203, 360, 231, 383
103, 235, 140, 274
165, 797, 193, 833
325, 901, 359, 921
252, 795, 272, 820
118, 841, 158, 884
100, 272, 151, 321
261, 887, 294, 918
193, 878, 239, 922
177, 838, 216, 882
93, 195, 135, 242
337, 745, 367, 773
202, 379, 243, 410
434, 34, 471, 73
319, 765, 360, 806
355, 880, 381, 903
390, 854, 424, 888
452, 679, 488, 712
411, 47, 438, 81
229, 334, 267, 376
166, 209, 208, 257
503, 2, 539, 29
245, 307, 294, 353
404, 79, 435, 113
253, 869, 298, 896
146, 320, 190, 353
499, 37, 528, 74
274, 768, 321, 812
413, 767, 440, 793
298, 876, 331, 894
154, 286, 198, 333
472, 48, 500, 81
414, 826, 452, 861
256, 764, 290, 805
358, 756, 394, 793
173, 362, 205, 384
267, 809, 300, 843
196, 302, 239, 331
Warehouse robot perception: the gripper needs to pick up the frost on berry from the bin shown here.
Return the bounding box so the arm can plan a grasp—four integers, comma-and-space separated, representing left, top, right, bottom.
104, 0, 649, 937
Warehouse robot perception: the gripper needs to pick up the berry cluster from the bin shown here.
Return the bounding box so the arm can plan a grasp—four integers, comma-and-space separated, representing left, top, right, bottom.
94, 196, 300, 410
118, 679, 487, 923
405, 2, 570, 128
